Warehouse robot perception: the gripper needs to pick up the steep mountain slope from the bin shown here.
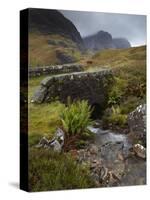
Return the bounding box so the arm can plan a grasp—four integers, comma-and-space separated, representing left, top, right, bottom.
112, 38, 131, 49
28, 8, 84, 67
83, 30, 131, 51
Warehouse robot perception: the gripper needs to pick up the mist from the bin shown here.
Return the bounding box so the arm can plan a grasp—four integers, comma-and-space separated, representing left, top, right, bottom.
60, 10, 146, 47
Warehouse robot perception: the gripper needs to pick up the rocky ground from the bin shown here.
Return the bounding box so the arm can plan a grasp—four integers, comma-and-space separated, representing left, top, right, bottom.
35, 104, 146, 188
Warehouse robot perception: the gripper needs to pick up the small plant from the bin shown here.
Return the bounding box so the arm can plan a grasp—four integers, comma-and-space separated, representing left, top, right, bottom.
108, 77, 127, 106
103, 106, 127, 128
60, 100, 93, 150
60, 100, 93, 136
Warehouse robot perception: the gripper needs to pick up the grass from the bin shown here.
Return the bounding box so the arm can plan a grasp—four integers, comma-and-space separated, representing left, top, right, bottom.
85, 45, 146, 69
84, 45, 146, 129
28, 77, 95, 192
28, 101, 65, 143
102, 106, 127, 128
28, 75, 65, 145
29, 32, 82, 67
29, 148, 94, 191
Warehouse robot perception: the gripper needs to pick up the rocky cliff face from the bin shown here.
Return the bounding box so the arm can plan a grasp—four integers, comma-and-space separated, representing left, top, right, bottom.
83, 30, 131, 51
112, 38, 131, 49
28, 8, 84, 50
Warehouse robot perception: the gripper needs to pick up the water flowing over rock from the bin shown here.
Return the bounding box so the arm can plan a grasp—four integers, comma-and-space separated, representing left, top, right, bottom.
78, 127, 146, 186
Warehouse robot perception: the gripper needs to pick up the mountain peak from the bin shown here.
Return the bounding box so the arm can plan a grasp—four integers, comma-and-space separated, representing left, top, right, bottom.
83, 30, 131, 51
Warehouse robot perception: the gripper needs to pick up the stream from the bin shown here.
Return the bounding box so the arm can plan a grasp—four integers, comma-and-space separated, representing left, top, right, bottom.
87, 126, 146, 186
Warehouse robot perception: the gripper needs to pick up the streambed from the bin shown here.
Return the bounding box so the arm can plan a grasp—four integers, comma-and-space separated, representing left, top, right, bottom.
87, 126, 146, 186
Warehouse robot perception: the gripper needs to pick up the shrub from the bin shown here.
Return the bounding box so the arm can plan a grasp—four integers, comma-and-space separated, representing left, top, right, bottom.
120, 96, 141, 114
29, 148, 94, 191
103, 106, 127, 128
108, 77, 127, 106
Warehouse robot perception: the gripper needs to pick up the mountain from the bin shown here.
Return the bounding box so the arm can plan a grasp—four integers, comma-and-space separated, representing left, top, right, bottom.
28, 9, 85, 66
83, 30, 131, 51
83, 31, 115, 51
29, 8, 84, 50
112, 38, 131, 49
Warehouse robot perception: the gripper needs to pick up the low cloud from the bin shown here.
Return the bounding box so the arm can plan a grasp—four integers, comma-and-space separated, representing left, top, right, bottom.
60, 10, 146, 46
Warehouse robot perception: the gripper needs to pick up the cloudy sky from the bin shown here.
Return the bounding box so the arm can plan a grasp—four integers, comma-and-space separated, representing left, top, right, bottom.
60, 10, 146, 47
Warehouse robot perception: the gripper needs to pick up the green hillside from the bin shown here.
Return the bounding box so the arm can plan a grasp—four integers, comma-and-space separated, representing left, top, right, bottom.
29, 32, 82, 67
84, 46, 146, 128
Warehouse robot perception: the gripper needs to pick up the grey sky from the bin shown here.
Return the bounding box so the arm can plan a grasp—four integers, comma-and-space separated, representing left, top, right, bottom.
60, 10, 146, 47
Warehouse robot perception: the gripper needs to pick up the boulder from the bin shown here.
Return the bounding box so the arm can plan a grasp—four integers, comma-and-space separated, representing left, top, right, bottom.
35, 128, 65, 152
54, 128, 65, 147
56, 50, 76, 64
35, 136, 49, 148
133, 144, 146, 159
128, 104, 146, 143
49, 139, 62, 153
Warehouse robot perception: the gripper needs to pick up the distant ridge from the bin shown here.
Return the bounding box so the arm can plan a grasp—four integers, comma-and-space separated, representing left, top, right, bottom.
83, 30, 131, 51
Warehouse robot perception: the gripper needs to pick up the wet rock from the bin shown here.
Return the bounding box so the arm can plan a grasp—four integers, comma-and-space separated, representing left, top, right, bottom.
93, 120, 102, 128
90, 160, 101, 170
89, 144, 99, 155
120, 156, 146, 186
99, 166, 108, 182
117, 152, 124, 161
133, 144, 146, 159
100, 141, 124, 166
128, 104, 146, 144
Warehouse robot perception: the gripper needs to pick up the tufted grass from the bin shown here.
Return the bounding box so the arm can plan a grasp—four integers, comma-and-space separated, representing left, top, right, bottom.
85, 45, 146, 70
29, 148, 94, 191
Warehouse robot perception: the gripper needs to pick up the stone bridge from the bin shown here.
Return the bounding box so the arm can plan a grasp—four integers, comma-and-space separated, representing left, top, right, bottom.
29, 64, 83, 77
32, 69, 113, 116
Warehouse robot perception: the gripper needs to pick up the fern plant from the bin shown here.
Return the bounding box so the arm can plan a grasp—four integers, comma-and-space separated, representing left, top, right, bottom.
60, 100, 93, 136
